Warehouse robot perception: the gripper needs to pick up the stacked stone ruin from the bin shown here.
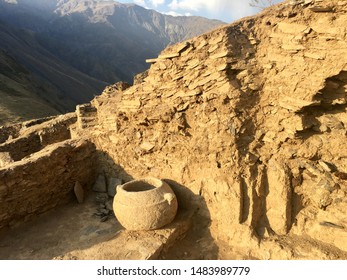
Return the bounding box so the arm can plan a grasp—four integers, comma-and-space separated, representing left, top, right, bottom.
0, 0, 346, 259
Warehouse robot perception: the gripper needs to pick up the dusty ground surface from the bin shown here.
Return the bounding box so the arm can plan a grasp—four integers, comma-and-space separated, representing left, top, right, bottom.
0, 192, 192, 260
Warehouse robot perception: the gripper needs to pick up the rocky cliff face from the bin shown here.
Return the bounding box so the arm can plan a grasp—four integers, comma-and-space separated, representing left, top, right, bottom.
0, 0, 346, 259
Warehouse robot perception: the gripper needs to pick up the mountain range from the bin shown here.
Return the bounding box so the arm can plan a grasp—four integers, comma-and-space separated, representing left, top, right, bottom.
0, 0, 224, 125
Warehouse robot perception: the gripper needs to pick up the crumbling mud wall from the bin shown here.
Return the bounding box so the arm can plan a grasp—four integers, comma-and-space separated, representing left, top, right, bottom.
72, 0, 347, 259
0, 139, 97, 229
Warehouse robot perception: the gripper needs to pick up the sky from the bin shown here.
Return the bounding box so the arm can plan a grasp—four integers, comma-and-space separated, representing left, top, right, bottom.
116, 0, 283, 23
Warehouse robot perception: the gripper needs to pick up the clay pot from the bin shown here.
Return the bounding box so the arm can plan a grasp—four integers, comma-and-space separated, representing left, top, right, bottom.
113, 177, 178, 230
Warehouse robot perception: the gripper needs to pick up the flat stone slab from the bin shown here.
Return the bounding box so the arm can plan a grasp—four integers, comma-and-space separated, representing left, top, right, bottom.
0, 194, 192, 260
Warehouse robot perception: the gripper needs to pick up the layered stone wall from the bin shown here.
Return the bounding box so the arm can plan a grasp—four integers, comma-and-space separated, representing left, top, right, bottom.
0, 113, 76, 163
0, 139, 97, 229
0, 0, 345, 259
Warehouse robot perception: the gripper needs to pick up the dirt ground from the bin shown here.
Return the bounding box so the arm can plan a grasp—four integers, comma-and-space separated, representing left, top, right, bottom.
0, 193, 192, 260
1, 190, 347, 260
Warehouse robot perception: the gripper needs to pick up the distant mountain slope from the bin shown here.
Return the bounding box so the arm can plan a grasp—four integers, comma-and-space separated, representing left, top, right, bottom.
0, 50, 60, 125
0, 21, 108, 125
0, 0, 224, 124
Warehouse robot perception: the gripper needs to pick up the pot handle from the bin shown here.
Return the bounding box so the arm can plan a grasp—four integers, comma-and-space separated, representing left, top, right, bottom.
164, 193, 175, 205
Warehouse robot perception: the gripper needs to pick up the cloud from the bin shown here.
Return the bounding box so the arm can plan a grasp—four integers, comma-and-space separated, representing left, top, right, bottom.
168, 0, 261, 22
164, 11, 183, 17
149, 0, 165, 7
134, 0, 146, 6
169, 0, 203, 11
163, 11, 193, 17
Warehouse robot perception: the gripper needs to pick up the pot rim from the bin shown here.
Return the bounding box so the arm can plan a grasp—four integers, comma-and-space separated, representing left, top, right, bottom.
118, 177, 166, 194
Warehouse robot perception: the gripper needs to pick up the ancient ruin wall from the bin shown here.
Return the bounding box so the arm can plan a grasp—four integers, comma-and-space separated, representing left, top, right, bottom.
0, 113, 77, 163
0, 0, 344, 259
0, 139, 97, 229
79, 0, 347, 258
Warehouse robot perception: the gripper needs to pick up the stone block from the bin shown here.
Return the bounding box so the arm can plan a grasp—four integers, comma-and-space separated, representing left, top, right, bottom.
279, 96, 320, 111
281, 115, 311, 133
158, 53, 180, 59
95, 193, 109, 203
304, 52, 325, 60
175, 42, 190, 53
310, 6, 334, 13
277, 22, 308, 34
146, 58, 159, 63
74, 181, 84, 204
187, 59, 201, 69
211, 50, 229, 59
119, 99, 141, 110
208, 44, 219, 53
216, 63, 228, 71
209, 35, 224, 45
0, 152, 14, 168
140, 142, 155, 152
196, 40, 208, 49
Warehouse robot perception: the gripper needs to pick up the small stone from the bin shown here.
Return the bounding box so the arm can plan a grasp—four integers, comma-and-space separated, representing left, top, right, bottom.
318, 192, 333, 209
318, 161, 333, 172
135, 131, 142, 139
97, 207, 105, 213
319, 221, 344, 229
335, 172, 347, 180
107, 177, 122, 197
93, 212, 104, 217
100, 216, 109, 222
158, 53, 180, 59
105, 200, 113, 211
245, 153, 259, 165
100, 209, 110, 215
304, 52, 325, 60
140, 142, 155, 152
95, 193, 109, 203
93, 174, 107, 193
0, 152, 14, 168
73, 182, 84, 204
317, 179, 337, 192
176, 102, 190, 112
210, 50, 229, 59
145, 58, 159, 63
99, 203, 106, 209
310, 6, 333, 13
175, 42, 190, 53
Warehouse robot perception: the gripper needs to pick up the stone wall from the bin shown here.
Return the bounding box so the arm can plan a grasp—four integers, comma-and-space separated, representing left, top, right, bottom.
0, 139, 97, 229
0, 113, 76, 163
0, 0, 344, 259
0, 116, 57, 144
0, 124, 21, 144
